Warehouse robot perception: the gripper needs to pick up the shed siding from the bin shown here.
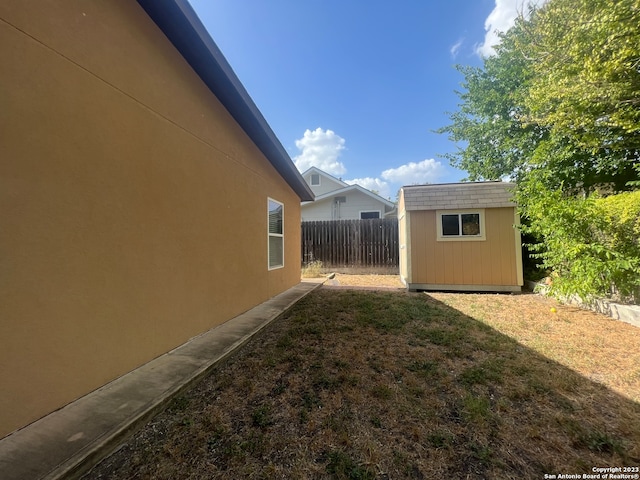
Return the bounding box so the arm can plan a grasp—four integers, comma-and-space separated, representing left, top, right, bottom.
1, 1, 301, 438
408, 208, 519, 286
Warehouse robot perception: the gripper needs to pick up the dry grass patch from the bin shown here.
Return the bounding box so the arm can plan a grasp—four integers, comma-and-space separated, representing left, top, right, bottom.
85, 289, 640, 479
429, 292, 640, 402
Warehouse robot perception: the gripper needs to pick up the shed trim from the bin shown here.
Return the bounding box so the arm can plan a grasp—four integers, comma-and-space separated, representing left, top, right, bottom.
514, 210, 524, 286
436, 209, 486, 242
408, 283, 522, 293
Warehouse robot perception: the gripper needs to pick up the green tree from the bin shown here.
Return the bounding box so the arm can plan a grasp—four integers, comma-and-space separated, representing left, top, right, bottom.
518, 0, 640, 190
439, 0, 639, 191
522, 0, 640, 154
437, 18, 544, 182
438, 0, 640, 301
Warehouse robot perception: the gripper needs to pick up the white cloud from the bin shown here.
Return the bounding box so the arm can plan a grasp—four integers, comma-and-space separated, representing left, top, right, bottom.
293, 128, 346, 175
345, 177, 391, 200
450, 38, 464, 59
381, 159, 445, 185
476, 0, 549, 57
342, 159, 446, 202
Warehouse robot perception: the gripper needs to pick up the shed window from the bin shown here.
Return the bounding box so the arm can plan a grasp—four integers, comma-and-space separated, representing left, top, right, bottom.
310, 174, 320, 186
437, 210, 486, 241
268, 198, 284, 269
360, 211, 380, 219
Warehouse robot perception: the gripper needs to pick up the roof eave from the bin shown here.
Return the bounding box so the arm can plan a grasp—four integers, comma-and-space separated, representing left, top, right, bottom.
310, 184, 395, 207
136, 0, 314, 202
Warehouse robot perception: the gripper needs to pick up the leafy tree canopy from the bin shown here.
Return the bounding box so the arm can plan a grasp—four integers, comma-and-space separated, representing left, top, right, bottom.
438, 0, 640, 301
438, 0, 640, 192
522, 0, 640, 154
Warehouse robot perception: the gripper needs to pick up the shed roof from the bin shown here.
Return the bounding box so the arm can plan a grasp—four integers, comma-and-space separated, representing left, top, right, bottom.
137, 0, 314, 202
402, 182, 516, 211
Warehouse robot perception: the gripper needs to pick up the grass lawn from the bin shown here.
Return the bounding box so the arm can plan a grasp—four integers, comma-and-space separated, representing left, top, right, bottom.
86, 288, 640, 479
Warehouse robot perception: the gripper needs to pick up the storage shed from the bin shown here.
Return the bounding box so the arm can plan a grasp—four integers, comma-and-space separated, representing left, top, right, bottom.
398, 182, 523, 292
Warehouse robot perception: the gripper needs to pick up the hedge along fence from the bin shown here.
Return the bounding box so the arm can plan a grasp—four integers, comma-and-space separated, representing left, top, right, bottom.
524, 189, 640, 305
301, 219, 399, 274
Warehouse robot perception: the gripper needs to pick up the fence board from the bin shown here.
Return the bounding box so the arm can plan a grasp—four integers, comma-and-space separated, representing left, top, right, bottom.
302, 219, 399, 273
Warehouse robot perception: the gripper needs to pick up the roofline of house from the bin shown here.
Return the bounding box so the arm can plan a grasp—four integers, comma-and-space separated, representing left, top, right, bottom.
137, 0, 314, 202
307, 184, 395, 207
300, 167, 348, 188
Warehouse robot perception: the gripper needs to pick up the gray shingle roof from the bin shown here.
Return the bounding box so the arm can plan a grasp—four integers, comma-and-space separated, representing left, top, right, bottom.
402, 182, 516, 211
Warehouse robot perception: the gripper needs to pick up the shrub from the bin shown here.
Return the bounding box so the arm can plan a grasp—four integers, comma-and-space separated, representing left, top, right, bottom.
520, 183, 640, 304
301, 260, 324, 278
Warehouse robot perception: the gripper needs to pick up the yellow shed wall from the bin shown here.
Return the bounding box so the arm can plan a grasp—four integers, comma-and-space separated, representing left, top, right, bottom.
408, 208, 521, 287
0, 1, 301, 437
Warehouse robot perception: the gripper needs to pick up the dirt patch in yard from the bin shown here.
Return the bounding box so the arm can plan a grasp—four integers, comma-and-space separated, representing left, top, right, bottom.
84, 282, 640, 480
325, 273, 405, 289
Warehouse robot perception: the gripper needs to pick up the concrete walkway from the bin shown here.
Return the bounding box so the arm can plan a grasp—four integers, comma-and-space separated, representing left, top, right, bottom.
0, 280, 323, 480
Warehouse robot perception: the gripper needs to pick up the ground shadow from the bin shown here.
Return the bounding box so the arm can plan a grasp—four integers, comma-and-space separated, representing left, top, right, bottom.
84, 288, 640, 480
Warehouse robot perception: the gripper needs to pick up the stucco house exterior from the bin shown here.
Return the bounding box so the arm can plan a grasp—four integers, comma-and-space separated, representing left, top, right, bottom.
301, 167, 396, 221
0, 0, 314, 439
398, 182, 523, 292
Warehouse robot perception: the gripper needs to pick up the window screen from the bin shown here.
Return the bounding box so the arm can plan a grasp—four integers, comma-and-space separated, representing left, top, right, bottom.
268, 199, 283, 269
310, 174, 320, 186
461, 213, 480, 235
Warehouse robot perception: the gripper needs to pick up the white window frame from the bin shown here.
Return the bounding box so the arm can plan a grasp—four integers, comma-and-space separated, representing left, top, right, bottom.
359, 210, 381, 219
436, 209, 486, 242
268, 198, 284, 270
310, 174, 320, 186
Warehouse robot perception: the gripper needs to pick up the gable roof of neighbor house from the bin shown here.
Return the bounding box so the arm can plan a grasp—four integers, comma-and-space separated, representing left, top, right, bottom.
137, 0, 314, 202
402, 181, 516, 211
300, 167, 395, 208
301, 167, 348, 188
311, 184, 396, 208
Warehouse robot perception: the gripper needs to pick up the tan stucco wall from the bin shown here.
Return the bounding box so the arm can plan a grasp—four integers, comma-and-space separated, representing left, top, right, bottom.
407, 208, 522, 287
0, 1, 301, 438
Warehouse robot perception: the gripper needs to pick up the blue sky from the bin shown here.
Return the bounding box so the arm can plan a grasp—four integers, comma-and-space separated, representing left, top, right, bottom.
188, 0, 544, 200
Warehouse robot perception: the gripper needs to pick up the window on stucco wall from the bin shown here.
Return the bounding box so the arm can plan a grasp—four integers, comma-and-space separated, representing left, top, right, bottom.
268, 198, 284, 269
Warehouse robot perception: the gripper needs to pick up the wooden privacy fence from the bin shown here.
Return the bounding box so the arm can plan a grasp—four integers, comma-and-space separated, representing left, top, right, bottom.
301, 218, 399, 273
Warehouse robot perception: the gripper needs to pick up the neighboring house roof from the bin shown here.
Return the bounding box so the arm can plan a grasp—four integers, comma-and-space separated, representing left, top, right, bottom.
402, 182, 516, 211
137, 0, 314, 202
301, 167, 348, 189
308, 184, 396, 208
300, 167, 394, 208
